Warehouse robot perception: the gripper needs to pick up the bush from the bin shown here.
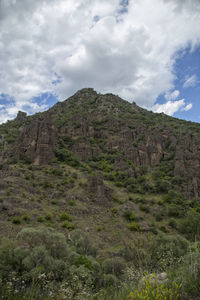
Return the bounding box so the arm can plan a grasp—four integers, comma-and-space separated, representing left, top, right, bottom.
179, 243, 200, 297
62, 221, 75, 230
22, 214, 30, 222
69, 199, 76, 206
56, 148, 80, 167
0, 227, 70, 282
168, 218, 177, 229
37, 216, 44, 222
70, 230, 97, 256
151, 234, 189, 270
45, 213, 53, 221
127, 222, 140, 231
51, 168, 63, 176
123, 210, 137, 221
74, 255, 92, 270
159, 225, 168, 233
168, 204, 185, 218
17, 227, 69, 260
110, 207, 118, 215
12, 216, 21, 224
139, 204, 150, 213
60, 212, 72, 221
128, 274, 181, 299
101, 274, 118, 287
102, 257, 126, 277
178, 209, 200, 240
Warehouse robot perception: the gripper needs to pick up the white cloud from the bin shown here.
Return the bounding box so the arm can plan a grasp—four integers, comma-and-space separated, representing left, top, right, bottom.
182, 103, 193, 111
165, 90, 180, 101
152, 99, 192, 116
183, 74, 198, 88
0, 0, 200, 123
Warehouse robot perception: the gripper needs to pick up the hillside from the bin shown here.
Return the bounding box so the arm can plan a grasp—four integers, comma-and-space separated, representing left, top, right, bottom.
0, 88, 200, 299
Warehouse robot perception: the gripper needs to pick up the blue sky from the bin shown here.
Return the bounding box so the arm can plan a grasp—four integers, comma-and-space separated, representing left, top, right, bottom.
0, 0, 200, 124
173, 47, 200, 122
153, 46, 200, 123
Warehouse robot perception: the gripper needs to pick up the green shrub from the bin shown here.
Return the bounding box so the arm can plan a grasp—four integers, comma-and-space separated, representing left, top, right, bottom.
112, 195, 124, 204
151, 234, 189, 270
6, 189, 11, 196
101, 274, 118, 287
56, 148, 80, 167
45, 213, 53, 221
51, 168, 63, 176
157, 199, 164, 205
179, 243, 200, 297
102, 257, 126, 277
178, 209, 200, 240
37, 216, 44, 222
62, 221, 75, 230
97, 226, 103, 232
17, 227, 69, 259
139, 204, 150, 213
70, 230, 97, 256
74, 255, 92, 270
159, 225, 168, 233
60, 212, 72, 221
155, 213, 164, 222
69, 199, 76, 206
115, 181, 124, 187
128, 275, 181, 299
12, 216, 21, 224
168, 204, 185, 218
51, 199, 58, 205
22, 214, 30, 222
127, 222, 140, 231
123, 210, 137, 221
168, 218, 177, 229
110, 207, 118, 215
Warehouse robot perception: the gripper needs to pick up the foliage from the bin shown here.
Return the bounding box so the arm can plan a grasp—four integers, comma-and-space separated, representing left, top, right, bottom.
60, 212, 72, 221
12, 216, 21, 224
102, 257, 126, 277
128, 274, 181, 299
150, 234, 189, 270
127, 222, 140, 232
179, 242, 200, 297
56, 148, 80, 167
123, 210, 137, 221
178, 209, 200, 240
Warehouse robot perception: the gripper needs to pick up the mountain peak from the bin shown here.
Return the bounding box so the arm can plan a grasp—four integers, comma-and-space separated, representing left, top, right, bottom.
72, 87, 98, 99
1, 88, 200, 200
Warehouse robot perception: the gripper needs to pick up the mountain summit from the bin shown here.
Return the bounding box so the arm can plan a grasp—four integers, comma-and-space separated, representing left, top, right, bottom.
1, 88, 199, 199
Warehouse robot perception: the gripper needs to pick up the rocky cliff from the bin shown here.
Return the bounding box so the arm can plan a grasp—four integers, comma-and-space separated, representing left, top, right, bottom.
2, 88, 200, 200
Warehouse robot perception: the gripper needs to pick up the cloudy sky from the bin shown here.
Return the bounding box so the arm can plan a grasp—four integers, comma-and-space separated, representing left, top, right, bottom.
0, 0, 200, 124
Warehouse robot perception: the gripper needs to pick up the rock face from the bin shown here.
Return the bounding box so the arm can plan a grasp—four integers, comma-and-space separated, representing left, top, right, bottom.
15, 111, 27, 123
16, 113, 58, 165
87, 176, 112, 205
4, 88, 200, 199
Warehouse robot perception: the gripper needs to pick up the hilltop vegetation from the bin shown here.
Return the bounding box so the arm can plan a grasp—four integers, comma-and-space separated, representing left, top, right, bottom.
0, 88, 200, 299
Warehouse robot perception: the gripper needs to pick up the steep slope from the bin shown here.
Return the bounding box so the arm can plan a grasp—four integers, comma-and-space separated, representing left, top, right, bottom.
0, 87, 199, 243
1, 88, 200, 299
3, 88, 199, 199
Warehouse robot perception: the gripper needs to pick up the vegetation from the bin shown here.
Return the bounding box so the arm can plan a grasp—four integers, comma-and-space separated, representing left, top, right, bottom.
0, 88, 200, 298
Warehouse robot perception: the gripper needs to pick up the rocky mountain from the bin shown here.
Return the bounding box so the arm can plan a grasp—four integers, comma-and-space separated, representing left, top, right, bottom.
0, 88, 200, 299
1, 88, 200, 199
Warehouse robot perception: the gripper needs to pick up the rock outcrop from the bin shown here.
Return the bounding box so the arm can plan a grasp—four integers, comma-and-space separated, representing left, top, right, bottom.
87, 175, 112, 205
16, 113, 58, 165
15, 111, 27, 123
4, 88, 200, 199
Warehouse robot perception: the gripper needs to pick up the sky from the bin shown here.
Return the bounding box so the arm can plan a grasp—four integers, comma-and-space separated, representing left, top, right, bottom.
0, 0, 200, 124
